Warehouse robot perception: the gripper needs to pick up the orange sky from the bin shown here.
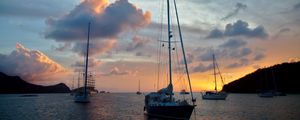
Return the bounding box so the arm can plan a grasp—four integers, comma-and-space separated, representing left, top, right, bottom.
0, 0, 299, 92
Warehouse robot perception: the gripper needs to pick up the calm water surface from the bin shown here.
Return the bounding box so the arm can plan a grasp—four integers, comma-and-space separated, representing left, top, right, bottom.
0, 93, 299, 120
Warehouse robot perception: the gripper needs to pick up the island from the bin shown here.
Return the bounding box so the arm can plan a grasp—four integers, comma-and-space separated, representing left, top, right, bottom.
222, 61, 300, 93
0, 72, 70, 94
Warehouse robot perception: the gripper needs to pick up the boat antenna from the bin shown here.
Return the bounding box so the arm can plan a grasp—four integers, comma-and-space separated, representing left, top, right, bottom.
84, 22, 91, 98
213, 54, 217, 92
173, 0, 196, 103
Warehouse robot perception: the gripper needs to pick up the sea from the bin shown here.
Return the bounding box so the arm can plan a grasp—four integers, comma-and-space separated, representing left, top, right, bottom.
0, 93, 300, 120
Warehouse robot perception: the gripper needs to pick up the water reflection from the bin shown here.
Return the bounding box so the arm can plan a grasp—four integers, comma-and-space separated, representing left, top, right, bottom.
0, 93, 300, 120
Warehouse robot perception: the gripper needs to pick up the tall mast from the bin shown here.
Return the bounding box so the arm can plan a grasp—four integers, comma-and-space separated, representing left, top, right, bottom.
84, 22, 91, 97
167, 0, 173, 100
213, 54, 217, 92
215, 59, 225, 85
271, 69, 277, 92
77, 71, 80, 89
138, 79, 141, 92
173, 0, 195, 103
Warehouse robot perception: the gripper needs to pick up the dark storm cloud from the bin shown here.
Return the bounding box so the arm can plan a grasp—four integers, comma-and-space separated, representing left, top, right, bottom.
221, 2, 247, 20
45, 0, 151, 41
207, 20, 268, 39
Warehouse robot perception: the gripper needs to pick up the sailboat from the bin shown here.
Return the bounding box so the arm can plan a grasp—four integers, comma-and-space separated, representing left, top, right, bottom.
202, 54, 227, 100
258, 68, 275, 98
136, 80, 142, 95
144, 0, 195, 119
74, 22, 91, 103
258, 69, 286, 97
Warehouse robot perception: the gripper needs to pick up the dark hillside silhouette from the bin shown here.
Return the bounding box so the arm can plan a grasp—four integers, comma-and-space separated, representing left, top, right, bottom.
222, 62, 300, 93
0, 72, 70, 93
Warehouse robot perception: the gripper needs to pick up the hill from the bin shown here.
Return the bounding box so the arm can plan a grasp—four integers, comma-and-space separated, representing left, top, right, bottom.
222, 61, 300, 93
0, 72, 70, 93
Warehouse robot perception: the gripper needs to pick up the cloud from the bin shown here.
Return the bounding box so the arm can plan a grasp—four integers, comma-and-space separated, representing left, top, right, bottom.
229, 47, 252, 58
45, 0, 151, 58
226, 58, 249, 68
197, 49, 215, 61
45, 0, 151, 41
252, 65, 261, 69
192, 63, 214, 73
192, 38, 266, 70
294, 2, 300, 10
196, 48, 226, 62
182, 53, 194, 64
0, 43, 70, 82
288, 58, 299, 63
71, 58, 103, 68
206, 29, 223, 39
221, 2, 247, 20
219, 39, 247, 49
100, 67, 131, 76
52, 43, 72, 52
278, 28, 291, 33
207, 20, 268, 39
126, 36, 150, 51
253, 52, 265, 61
135, 52, 151, 57
72, 39, 117, 56
224, 20, 268, 38
272, 28, 291, 40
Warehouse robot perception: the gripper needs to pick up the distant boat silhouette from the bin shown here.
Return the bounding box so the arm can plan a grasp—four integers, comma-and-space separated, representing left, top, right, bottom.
179, 89, 189, 95
258, 90, 274, 98
136, 79, 142, 95
202, 54, 228, 100
144, 0, 195, 119
74, 22, 91, 103
99, 91, 106, 93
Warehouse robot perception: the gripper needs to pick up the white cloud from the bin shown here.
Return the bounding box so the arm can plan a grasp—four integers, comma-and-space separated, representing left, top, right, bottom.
0, 43, 70, 83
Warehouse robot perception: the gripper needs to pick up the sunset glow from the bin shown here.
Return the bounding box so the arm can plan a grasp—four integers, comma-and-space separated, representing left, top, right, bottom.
0, 0, 299, 92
